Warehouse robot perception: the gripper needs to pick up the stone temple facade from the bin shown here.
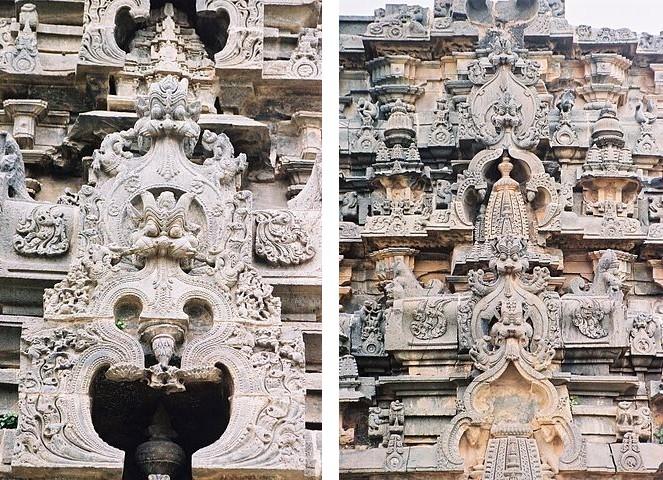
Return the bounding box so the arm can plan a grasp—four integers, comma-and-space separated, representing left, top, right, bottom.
339, 0, 663, 477
0, 0, 321, 479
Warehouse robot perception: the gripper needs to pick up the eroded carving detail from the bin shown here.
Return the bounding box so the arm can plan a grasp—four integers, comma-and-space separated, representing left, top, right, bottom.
254, 210, 315, 266
13, 205, 69, 257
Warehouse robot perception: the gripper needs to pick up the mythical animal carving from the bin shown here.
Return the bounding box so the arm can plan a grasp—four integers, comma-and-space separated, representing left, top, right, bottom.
0, 131, 30, 199
120, 191, 200, 261
567, 250, 624, 340
13, 205, 69, 256
616, 401, 652, 441
90, 130, 135, 185
201, 130, 248, 187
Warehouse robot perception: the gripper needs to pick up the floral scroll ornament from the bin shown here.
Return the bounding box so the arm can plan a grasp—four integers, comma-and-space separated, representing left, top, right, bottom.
13, 205, 69, 257
254, 210, 315, 266
411, 298, 450, 339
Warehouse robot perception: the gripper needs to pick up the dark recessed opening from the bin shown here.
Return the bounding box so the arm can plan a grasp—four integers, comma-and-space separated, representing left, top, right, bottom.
115, 7, 140, 53
91, 365, 232, 480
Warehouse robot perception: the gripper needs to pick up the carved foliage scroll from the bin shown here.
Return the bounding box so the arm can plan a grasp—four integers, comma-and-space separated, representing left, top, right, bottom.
13, 205, 70, 257
254, 210, 315, 266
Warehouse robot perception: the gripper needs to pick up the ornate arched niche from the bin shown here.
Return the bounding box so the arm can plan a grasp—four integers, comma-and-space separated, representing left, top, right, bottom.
91, 360, 233, 480
196, 0, 264, 69
106, 0, 230, 113
16, 76, 307, 478
452, 147, 562, 247
79, 0, 150, 69
436, 237, 584, 476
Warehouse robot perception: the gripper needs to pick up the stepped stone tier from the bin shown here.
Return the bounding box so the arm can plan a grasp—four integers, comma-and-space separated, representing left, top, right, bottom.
0, 0, 321, 479
339, 0, 663, 478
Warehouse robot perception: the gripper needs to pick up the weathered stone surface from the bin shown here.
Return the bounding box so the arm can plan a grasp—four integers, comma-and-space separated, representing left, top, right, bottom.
340, 1, 663, 477
0, 0, 321, 478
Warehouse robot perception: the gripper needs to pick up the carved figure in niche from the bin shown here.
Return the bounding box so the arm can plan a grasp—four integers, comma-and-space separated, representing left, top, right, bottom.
289, 27, 321, 79
385, 399, 406, 470
629, 312, 658, 354
0, 131, 30, 199
357, 99, 379, 127
201, 130, 248, 187
368, 406, 387, 442
13, 205, 69, 256
435, 180, 453, 209
339, 191, 358, 221
123, 191, 200, 260
483, 155, 530, 240
429, 97, 454, 146
553, 89, 579, 146
4, 5, 39, 74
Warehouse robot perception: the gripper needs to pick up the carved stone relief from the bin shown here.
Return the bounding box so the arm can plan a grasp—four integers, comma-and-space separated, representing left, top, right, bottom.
16, 75, 310, 478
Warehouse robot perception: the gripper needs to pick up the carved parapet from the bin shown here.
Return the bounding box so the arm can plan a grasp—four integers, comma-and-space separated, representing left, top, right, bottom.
364, 5, 430, 40
575, 25, 638, 45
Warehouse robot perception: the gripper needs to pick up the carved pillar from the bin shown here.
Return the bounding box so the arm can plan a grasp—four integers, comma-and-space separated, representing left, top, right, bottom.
3, 100, 48, 150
